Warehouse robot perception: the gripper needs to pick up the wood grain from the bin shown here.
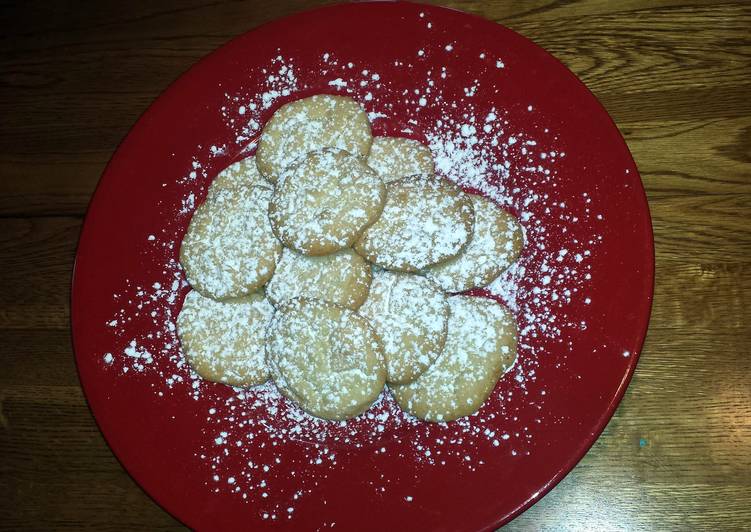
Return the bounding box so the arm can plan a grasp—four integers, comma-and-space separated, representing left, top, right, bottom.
1, 0, 749, 530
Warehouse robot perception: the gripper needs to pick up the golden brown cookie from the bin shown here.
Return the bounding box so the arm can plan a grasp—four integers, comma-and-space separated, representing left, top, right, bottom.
391, 295, 517, 422
180, 185, 282, 300
358, 270, 448, 384
265, 247, 372, 310
256, 94, 372, 182
354, 175, 474, 271
268, 148, 386, 256
206, 155, 270, 199
425, 194, 524, 292
366, 137, 434, 183
177, 290, 273, 387
265, 297, 386, 420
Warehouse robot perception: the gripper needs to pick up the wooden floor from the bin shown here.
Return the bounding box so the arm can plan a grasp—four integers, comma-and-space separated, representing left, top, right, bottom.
1, 1, 749, 529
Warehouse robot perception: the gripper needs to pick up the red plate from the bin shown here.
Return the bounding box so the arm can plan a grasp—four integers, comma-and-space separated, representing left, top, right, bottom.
72, 2, 654, 530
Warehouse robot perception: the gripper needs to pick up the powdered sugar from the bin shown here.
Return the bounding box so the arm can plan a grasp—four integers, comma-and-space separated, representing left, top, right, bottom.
425, 194, 524, 292
266, 247, 371, 310
391, 296, 517, 422
354, 176, 474, 271
180, 185, 281, 299
255, 94, 372, 181
178, 290, 273, 387
359, 270, 448, 384
269, 148, 385, 255
366, 136, 435, 183
266, 298, 385, 421
99, 22, 605, 518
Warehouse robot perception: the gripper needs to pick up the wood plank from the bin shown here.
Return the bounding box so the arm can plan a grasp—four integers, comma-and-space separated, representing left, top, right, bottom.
650, 195, 751, 263
0, 156, 103, 217
433, 0, 728, 23
0, 218, 79, 329
507, 471, 751, 530
627, 116, 751, 195
0, 384, 183, 529
510, 4, 751, 96
0, 330, 79, 388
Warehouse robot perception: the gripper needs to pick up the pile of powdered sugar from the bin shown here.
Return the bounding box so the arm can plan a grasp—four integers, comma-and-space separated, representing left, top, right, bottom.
101, 12, 604, 520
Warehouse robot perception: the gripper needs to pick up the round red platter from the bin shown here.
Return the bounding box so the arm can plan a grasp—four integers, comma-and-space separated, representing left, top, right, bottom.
72, 2, 654, 530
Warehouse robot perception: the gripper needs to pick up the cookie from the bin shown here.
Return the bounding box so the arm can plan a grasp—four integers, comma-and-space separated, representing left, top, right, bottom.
266, 247, 372, 310
180, 185, 282, 300
354, 175, 474, 271
366, 137, 434, 183
425, 194, 524, 292
268, 148, 386, 256
207, 155, 270, 199
358, 271, 449, 384
266, 297, 386, 420
391, 296, 517, 422
256, 94, 372, 182
177, 290, 273, 388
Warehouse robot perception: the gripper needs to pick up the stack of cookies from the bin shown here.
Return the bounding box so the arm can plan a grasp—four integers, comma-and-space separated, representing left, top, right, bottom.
177, 95, 523, 423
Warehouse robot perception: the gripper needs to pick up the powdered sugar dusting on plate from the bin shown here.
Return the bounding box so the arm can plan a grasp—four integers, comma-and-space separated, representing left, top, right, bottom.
100, 14, 605, 518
